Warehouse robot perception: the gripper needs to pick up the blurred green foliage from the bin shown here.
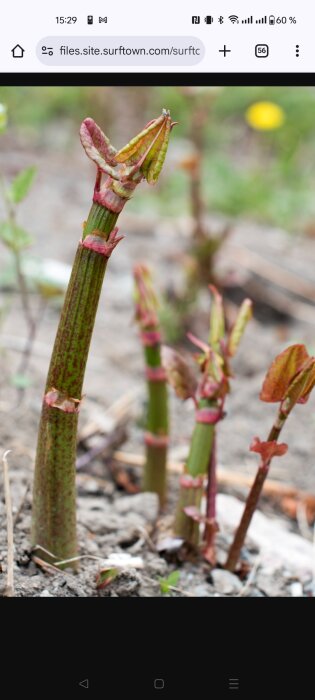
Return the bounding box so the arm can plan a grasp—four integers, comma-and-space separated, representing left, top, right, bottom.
1, 85, 315, 229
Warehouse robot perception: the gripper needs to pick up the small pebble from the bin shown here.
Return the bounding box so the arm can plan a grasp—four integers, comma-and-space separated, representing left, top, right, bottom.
211, 568, 242, 595
191, 584, 214, 597
290, 582, 303, 597
39, 589, 55, 597
115, 493, 159, 523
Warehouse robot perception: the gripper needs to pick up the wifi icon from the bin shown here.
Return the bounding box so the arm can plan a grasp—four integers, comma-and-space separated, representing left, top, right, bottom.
229, 15, 239, 23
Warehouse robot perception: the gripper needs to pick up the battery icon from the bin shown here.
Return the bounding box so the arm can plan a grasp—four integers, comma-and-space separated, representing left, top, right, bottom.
269, 15, 275, 25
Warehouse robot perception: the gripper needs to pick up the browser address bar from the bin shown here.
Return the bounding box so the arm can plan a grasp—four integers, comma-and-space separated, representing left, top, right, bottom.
37, 36, 205, 65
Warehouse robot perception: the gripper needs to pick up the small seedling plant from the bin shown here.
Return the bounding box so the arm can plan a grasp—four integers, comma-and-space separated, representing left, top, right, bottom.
0, 109, 38, 389
134, 264, 169, 507
226, 343, 315, 571
163, 285, 252, 561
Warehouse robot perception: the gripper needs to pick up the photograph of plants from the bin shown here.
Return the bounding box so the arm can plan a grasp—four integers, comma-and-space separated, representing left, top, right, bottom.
0, 84, 315, 597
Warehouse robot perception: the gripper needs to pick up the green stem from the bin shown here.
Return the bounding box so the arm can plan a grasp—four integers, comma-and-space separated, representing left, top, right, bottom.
186, 413, 215, 477
143, 343, 168, 507
174, 475, 204, 547
174, 400, 216, 546
31, 202, 118, 565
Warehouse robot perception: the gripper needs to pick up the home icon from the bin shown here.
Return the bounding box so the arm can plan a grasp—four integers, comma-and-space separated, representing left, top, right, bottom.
11, 44, 25, 58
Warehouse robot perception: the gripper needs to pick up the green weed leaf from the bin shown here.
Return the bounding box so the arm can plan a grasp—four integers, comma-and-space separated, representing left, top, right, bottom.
11, 373, 32, 389
96, 567, 119, 590
9, 166, 37, 203
0, 104, 7, 133
0, 221, 33, 251
159, 570, 180, 595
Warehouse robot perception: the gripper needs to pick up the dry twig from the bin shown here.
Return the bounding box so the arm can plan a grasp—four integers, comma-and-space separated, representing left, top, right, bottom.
113, 450, 315, 522
2, 450, 14, 596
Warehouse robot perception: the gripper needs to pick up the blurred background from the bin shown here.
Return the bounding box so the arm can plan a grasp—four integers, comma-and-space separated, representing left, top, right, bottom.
1, 84, 315, 497
3, 84, 315, 227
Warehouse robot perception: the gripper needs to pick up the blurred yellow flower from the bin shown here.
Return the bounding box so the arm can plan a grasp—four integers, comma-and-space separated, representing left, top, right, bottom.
0, 103, 7, 133
245, 101, 285, 131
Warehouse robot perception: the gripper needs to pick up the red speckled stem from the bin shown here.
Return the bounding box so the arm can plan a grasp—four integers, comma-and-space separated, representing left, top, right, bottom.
203, 436, 218, 565
31, 202, 119, 566
225, 421, 285, 572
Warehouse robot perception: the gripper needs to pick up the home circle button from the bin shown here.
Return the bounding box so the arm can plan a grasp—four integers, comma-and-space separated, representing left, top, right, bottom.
154, 678, 165, 690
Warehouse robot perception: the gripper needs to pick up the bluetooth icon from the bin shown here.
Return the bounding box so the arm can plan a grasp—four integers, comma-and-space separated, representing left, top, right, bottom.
218, 16, 224, 24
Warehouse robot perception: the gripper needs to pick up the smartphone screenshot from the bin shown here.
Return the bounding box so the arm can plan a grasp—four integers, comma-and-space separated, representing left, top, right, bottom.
0, 1, 314, 696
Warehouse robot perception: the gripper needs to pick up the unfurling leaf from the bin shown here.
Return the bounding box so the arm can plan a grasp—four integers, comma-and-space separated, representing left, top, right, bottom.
0, 221, 33, 252
133, 263, 159, 329
159, 570, 180, 595
80, 118, 117, 171
283, 357, 315, 407
208, 285, 225, 351
228, 298, 253, 357
162, 345, 197, 400
9, 166, 37, 204
250, 436, 288, 463
260, 344, 309, 402
115, 109, 176, 184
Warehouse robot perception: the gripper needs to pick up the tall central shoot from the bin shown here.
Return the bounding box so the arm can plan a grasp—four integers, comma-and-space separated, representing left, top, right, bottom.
31, 111, 175, 565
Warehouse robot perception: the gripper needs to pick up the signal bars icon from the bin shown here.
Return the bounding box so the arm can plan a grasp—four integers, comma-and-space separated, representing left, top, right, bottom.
242, 15, 253, 24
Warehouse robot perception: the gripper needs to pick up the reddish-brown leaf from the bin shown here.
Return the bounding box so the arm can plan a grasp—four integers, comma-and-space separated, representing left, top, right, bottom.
260, 344, 309, 402
250, 436, 288, 463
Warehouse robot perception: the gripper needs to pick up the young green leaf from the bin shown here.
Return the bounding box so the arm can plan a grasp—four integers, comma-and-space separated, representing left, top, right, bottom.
283, 356, 315, 407
115, 110, 175, 184
9, 166, 37, 204
159, 570, 180, 595
227, 298, 253, 357
209, 285, 225, 351
0, 221, 33, 252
